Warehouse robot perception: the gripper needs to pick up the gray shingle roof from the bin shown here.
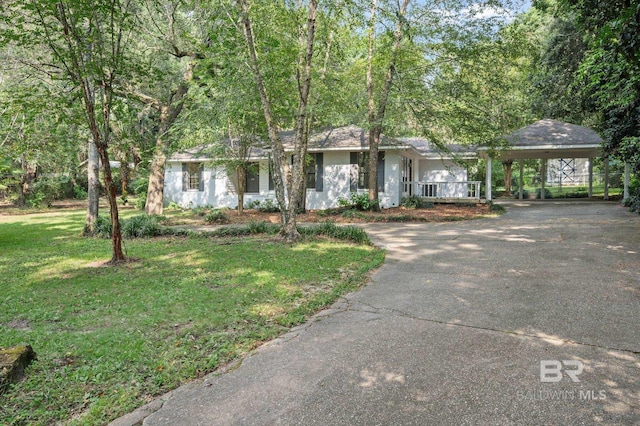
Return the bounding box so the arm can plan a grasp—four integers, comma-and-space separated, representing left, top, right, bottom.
504, 119, 603, 146
281, 125, 407, 151
399, 137, 475, 157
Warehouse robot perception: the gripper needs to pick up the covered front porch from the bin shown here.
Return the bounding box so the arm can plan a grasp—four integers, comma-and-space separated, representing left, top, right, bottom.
398, 137, 479, 203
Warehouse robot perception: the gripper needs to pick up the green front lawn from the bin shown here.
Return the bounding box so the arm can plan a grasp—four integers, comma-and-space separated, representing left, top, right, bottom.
0, 209, 384, 425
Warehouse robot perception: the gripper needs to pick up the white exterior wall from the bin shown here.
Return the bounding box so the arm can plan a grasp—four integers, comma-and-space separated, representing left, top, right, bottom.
418, 159, 469, 198
305, 150, 401, 209
418, 159, 467, 182
165, 151, 404, 210
163, 160, 274, 209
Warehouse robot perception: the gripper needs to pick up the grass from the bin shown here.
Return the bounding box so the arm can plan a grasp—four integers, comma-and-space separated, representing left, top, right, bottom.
0, 209, 384, 425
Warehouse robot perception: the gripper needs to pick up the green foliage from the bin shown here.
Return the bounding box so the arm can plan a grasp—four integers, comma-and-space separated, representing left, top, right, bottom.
95, 214, 166, 239
535, 188, 553, 199
122, 215, 163, 238
192, 206, 207, 217
299, 222, 371, 245
94, 215, 113, 238
255, 199, 280, 213
512, 189, 529, 199
338, 193, 380, 211
400, 195, 434, 209
316, 206, 347, 217
135, 194, 147, 210
342, 209, 365, 220
489, 202, 506, 214
166, 201, 181, 210
132, 177, 149, 196
24, 176, 77, 208
204, 209, 230, 224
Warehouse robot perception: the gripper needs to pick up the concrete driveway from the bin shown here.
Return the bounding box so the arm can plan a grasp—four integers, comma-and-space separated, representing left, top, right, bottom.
114, 200, 640, 426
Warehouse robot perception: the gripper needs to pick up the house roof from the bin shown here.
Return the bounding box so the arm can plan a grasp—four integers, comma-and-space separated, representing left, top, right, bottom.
281, 125, 408, 151
399, 138, 476, 159
478, 119, 603, 160
169, 143, 270, 162
168, 125, 475, 162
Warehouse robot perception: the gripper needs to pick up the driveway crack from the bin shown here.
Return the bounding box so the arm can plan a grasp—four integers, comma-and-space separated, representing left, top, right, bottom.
344, 300, 640, 356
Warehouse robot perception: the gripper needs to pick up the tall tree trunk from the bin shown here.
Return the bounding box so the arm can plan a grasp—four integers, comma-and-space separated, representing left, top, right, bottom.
237, 0, 318, 241
144, 67, 192, 215
84, 139, 100, 235
145, 140, 168, 215
367, 0, 410, 210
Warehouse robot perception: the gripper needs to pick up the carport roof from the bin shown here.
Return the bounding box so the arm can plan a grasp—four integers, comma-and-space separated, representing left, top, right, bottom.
477, 119, 603, 160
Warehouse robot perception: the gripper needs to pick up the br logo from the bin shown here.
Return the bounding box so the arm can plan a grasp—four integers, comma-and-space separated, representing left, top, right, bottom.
540, 360, 584, 383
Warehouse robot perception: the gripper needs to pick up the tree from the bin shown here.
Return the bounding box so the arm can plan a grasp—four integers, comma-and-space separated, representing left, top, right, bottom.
2, 0, 137, 262
531, 0, 640, 209
236, 0, 318, 241
366, 0, 410, 210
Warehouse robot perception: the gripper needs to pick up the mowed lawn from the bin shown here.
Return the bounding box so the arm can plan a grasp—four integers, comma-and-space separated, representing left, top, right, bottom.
0, 208, 384, 425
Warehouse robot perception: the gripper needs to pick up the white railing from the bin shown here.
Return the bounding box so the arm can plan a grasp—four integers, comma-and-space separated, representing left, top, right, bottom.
403, 181, 481, 200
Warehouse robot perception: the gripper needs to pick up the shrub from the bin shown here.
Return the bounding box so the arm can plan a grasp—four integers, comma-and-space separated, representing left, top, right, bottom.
256, 199, 280, 213
122, 215, 163, 238
135, 193, 147, 210
246, 200, 261, 210
192, 206, 207, 217
24, 176, 76, 207
400, 195, 434, 209
512, 189, 529, 199
317, 207, 347, 217
563, 190, 588, 198
95, 215, 113, 238
166, 201, 181, 210
73, 186, 88, 200
489, 202, 506, 213
300, 222, 371, 245
337, 193, 379, 211
204, 209, 230, 224
535, 188, 552, 199
341, 209, 365, 220
132, 177, 149, 195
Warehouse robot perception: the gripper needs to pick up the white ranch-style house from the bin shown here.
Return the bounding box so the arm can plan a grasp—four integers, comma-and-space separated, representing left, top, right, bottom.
163, 125, 478, 210
164, 120, 633, 209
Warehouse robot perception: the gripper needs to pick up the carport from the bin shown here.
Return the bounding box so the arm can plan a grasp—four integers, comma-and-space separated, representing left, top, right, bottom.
477, 119, 632, 202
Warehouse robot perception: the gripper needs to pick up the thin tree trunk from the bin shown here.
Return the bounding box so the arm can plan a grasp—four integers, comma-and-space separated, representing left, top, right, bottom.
503, 160, 513, 196
97, 145, 125, 263
237, 166, 245, 214
236, 0, 292, 239
84, 139, 100, 235
367, 0, 410, 210
120, 150, 130, 201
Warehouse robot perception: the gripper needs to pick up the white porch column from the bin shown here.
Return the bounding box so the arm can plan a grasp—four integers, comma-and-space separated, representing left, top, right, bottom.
624, 162, 630, 200
541, 159, 546, 200
604, 157, 610, 200
588, 158, 593, 198
486, 157, 492, 202
519, 160, 524, 200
